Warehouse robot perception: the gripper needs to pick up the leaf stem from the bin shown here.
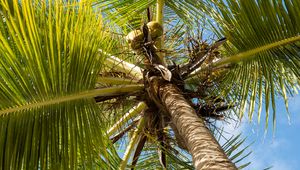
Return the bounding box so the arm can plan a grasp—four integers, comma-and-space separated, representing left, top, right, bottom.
107, 102, 147, 136
97, 77, 140, 85
119, 117, 145, 170
156, 0, 164, 25
189, 35, 300, 77
156, 0, 166, 65
100, 49, 143, 80
214, 35, 300, 67
0, 85, 144, 115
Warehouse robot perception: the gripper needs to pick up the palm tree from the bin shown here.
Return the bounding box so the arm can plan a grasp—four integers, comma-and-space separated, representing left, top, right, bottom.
0, 0, 299, 169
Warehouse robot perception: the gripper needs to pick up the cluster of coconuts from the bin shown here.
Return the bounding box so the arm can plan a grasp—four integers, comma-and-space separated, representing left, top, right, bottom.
126, 21, 163, 51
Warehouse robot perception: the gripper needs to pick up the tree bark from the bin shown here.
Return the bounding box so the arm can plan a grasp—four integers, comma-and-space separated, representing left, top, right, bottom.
159, 83, 237, 170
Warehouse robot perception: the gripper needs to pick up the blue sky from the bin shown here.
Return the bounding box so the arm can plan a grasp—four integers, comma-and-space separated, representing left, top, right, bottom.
231, 94, 300, 170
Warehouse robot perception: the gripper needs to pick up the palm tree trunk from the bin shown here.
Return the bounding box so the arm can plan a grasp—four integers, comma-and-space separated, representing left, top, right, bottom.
158, 83, 237, 170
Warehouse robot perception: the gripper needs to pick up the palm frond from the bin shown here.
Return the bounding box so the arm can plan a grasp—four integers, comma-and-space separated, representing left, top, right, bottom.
204, 0, 300, 129
0, 0, 124, 168
95, 0, 216, 30
95, 0, 155, 29
211, 125, 252, 170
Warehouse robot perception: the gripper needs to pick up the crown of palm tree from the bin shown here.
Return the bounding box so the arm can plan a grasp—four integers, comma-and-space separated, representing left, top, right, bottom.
0, 0, 299, 169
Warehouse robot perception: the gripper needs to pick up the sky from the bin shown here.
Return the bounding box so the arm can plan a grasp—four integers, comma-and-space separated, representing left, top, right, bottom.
227, 94, 300, 170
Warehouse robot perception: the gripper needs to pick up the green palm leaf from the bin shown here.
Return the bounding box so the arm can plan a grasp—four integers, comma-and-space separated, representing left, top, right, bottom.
0, 0, 124, 168
202, 0, 300, 129
1, 0, 299, 169
95, 0, 212, 28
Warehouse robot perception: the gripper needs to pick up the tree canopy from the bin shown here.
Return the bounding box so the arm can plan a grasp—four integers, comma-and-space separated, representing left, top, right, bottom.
0, 0, 299, 169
